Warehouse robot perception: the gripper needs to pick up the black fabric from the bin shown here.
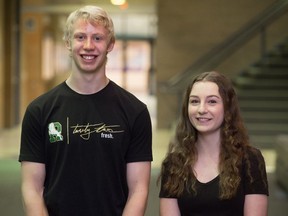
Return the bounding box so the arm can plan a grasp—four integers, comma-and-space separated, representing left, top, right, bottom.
159, 148, 268, 216
19, 81, 153, 216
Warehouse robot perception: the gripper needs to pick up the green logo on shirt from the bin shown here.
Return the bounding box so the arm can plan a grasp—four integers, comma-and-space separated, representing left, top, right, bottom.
48, 122, 63, 143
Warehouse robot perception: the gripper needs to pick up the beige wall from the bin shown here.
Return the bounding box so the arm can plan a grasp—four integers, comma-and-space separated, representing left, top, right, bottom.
156, 0, 287, 128
0, 0, 46, 129
20, 0, 47, 121
0, 0, 4, 128
0, 0, 19, 128
21, 13, 46, 116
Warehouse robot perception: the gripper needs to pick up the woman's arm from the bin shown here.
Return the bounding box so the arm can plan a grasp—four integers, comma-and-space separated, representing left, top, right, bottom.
160, 198, 181, 216
122, 161, 151, 216
243, 148, 269, 216
21, 161, 48, 216
244, 194, 268, 216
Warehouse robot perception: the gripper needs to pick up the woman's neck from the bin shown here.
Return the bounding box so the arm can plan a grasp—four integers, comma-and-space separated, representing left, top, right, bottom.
196, 132, 221, 155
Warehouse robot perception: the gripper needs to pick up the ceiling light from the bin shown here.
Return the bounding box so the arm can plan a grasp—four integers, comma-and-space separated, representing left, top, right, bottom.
111, 0, 126, 6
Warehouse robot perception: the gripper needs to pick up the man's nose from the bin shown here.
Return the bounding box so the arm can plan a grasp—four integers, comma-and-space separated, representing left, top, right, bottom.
84, 38, 95, 49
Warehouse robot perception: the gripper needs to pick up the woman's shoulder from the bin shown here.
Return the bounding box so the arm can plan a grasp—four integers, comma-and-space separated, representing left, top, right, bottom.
242, 146, 269, 195
242, 146, 267, 179
245, 146, 264, 161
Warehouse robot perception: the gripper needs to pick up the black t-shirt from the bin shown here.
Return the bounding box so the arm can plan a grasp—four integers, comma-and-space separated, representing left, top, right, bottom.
19, 81, 153, 216
159, 148, 269, 216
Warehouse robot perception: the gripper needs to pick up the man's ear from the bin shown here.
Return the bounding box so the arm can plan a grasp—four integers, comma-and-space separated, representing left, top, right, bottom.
107, 39, 115, 53
65, 40, 72, 51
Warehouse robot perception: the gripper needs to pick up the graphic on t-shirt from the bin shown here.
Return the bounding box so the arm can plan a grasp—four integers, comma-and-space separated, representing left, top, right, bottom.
70, 122, 124, 140
48, 122, 64, 143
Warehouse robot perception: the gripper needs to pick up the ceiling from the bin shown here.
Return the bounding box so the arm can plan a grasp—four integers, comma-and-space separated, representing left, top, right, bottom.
22, 0, 156, 14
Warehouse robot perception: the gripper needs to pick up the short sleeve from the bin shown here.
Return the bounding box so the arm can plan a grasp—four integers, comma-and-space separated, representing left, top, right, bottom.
159, 173, 176, 198
18, 105, 46, 163
125, 107, 153, 163
243, 147, 269, 195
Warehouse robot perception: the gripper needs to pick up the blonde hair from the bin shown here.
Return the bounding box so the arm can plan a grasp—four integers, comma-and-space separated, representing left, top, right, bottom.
63, 5, 115, 44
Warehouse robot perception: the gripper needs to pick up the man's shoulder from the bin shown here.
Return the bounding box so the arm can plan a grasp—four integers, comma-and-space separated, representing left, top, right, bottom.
109, 81, 145, 105
28, 82, 66, 107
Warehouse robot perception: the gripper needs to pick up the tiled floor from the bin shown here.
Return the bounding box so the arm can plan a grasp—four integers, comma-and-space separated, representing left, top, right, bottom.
0, 125, 21, 159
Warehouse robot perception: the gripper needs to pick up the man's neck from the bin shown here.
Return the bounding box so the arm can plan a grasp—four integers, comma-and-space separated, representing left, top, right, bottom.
66, 74, 109, 94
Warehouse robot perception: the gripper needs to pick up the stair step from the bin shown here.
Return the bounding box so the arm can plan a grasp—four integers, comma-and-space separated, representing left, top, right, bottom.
244, 119, 288, 124
260, 56, 288, 66
236, 77, 288, 86
245, 123, 288, 134
234, 73, 288, 89
239, 100, 288, 110
242, 112, 288, 123
236, 89, 288, 100
243, 66, 288, 78
240, 107, 288, 112
249, 134, 276, 148
235, 82, 288, 89
267, 51, 288, 58
273, 43, 288, 56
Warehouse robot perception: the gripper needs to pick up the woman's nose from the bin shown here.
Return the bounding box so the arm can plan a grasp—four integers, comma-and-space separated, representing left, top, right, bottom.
198, 103, 207, 114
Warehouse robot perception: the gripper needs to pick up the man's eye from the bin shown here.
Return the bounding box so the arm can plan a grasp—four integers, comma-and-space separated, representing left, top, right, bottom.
93, 36, 102, 41
75, 35, 85, 40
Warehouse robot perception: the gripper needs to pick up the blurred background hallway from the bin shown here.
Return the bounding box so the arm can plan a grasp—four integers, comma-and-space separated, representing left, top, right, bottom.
1, 0, 288, 215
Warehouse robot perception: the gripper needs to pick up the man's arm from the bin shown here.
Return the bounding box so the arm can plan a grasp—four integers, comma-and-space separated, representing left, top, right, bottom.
122, 161, 151, 216
21, 161, 48, 216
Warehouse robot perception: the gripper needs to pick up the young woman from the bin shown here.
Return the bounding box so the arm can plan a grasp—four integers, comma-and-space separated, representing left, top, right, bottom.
159, 71, 268, 216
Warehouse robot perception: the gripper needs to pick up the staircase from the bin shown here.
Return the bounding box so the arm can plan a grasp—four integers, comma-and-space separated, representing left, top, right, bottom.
233, 37, 288, 149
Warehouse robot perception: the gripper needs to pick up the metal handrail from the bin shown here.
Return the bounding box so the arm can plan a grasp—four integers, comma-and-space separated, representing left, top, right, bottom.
161, 0, 288, 92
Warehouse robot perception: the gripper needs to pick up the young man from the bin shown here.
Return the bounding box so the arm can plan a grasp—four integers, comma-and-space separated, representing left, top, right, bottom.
19, 5, 153, 216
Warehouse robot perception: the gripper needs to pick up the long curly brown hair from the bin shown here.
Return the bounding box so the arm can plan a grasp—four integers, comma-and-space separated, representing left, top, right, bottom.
158, 71, 263, 199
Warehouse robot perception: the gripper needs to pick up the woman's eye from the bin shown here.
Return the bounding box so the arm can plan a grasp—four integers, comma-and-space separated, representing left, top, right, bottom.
190, 99, 199, 105
208, 100, 217, 104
